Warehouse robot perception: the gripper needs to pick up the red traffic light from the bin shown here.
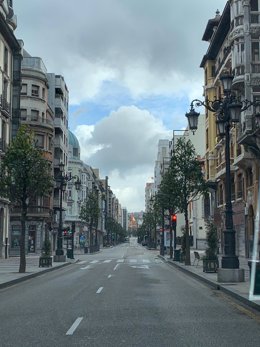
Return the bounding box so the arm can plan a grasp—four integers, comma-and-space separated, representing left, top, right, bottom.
171, 214, 177, 222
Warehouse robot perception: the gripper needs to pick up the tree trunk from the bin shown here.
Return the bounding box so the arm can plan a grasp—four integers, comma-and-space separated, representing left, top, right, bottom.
184, 207, 191, 265
19, 204, 27, 273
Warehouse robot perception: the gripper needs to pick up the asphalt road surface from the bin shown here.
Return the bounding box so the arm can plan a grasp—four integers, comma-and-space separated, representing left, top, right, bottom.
1, 237, 260, 347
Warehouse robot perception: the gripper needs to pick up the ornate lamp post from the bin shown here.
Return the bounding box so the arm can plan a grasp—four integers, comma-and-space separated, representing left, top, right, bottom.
186, 74, 260, 281
54, 162, 81, 262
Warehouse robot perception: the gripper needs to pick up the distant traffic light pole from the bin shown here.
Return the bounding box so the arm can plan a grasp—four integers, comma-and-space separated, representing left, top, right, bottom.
160, 207, 165, 256
171, 214, 177, 250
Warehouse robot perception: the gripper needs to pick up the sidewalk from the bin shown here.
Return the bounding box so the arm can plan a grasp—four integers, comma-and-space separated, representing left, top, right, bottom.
0, 254, 78, 289
160, 250, 260, 312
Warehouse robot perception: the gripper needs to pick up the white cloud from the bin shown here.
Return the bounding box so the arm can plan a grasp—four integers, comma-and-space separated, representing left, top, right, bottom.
14, 0, 228, 211
15, 0, 227, 104
74, 106, 171, 210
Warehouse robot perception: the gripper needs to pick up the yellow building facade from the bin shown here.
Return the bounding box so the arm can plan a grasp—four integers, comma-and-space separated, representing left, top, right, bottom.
201, 1, 260, 258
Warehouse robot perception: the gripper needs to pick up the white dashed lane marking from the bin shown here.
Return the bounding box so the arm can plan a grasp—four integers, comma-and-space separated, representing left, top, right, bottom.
66, 317, 83, 336
96, 287, 103, 294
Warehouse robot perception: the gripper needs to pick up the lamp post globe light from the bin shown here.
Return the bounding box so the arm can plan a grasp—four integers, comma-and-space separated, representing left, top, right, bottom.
186, 74, 260, 282
54, 162, 81, 262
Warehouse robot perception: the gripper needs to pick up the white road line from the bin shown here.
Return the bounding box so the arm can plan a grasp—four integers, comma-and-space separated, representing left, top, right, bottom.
90, 260, 99, 264
113, 264, 119, 271
66, 317, 83, 336
131, 265, 149, 269
96, 287, 103, 294
77, 261, 87, 265
103, 260, 112, 263
108, 274, 112, 278
129, 259, 137, 263
116, 259, 124, 263
80, 265, 91, 270
142, 259, 150, 263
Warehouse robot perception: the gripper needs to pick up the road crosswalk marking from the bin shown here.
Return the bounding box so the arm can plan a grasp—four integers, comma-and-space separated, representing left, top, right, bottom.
78, 261, 87, 265
76, 258, 159, 269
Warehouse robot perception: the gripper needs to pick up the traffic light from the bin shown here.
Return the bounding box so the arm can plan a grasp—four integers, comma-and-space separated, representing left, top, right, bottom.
171, 214, 177, 229
63, 227, 72, 238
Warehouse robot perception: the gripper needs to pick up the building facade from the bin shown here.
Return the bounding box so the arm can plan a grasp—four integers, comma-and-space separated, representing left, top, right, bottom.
0, 0, 21, 258
200, 1, 260, 257
47, 73, 69, 252
9, 47, 54, 255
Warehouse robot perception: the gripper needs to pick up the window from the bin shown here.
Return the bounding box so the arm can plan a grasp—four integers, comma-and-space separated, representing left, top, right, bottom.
204, 194, 210, 219
237, 173, 243, 199
35, 134, 44, 148
4, 46, 8, 73
42, 88, 46, 99
247, 168, 253, 187
251, 0, 259, 11
218, 184, 224, 205
252, 42, 260, 62
31, 84, 39, 97
31, 109, 39, 121
21, 84, 27, 95
11, 225, 21, 248
47, 136, 51, 151
20, 109, 27, 120
73, 148, 79, 157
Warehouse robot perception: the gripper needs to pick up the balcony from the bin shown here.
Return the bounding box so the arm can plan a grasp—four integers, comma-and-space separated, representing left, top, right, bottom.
215, 161, 236, 180
11, 205, 50, 218
233, 151, 255, 169
0, 95, 10, 114
21, 114, 53, 129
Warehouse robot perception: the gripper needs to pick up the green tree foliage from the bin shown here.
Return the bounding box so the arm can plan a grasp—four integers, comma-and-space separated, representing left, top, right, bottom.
161, 137, 208, 265
156, 175, 179, 258
142, 210, 158, 247
0, 126, 53, 273
106, 216, 126, 244
79, 190, 100, 246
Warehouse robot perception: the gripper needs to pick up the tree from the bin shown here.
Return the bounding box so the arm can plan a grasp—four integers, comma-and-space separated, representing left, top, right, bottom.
79, 190, 100, 247
142, 210, 158, 248
0, 126, 53, 273
164, 137, 208, 265
105, 217, 126, 244
156, 175, 178, 258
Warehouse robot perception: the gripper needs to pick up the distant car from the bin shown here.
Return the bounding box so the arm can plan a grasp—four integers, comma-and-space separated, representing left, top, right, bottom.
141, 240, 147, 246
124, 237, 130, 242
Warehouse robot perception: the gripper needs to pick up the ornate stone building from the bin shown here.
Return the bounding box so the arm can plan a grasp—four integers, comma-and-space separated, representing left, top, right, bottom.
201, 0, 260, 257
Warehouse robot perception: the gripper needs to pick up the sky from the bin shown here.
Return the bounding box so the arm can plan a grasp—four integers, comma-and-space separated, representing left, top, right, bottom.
14, 0, 228, 212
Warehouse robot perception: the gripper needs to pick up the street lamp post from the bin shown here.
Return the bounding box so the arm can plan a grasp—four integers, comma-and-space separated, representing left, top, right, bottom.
186, 74, 260, 282
54, 162, 81, 262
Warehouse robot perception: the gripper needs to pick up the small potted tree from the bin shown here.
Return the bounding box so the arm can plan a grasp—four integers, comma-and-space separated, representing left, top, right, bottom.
203, 219, 219, 273
39, 238, 52, 267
